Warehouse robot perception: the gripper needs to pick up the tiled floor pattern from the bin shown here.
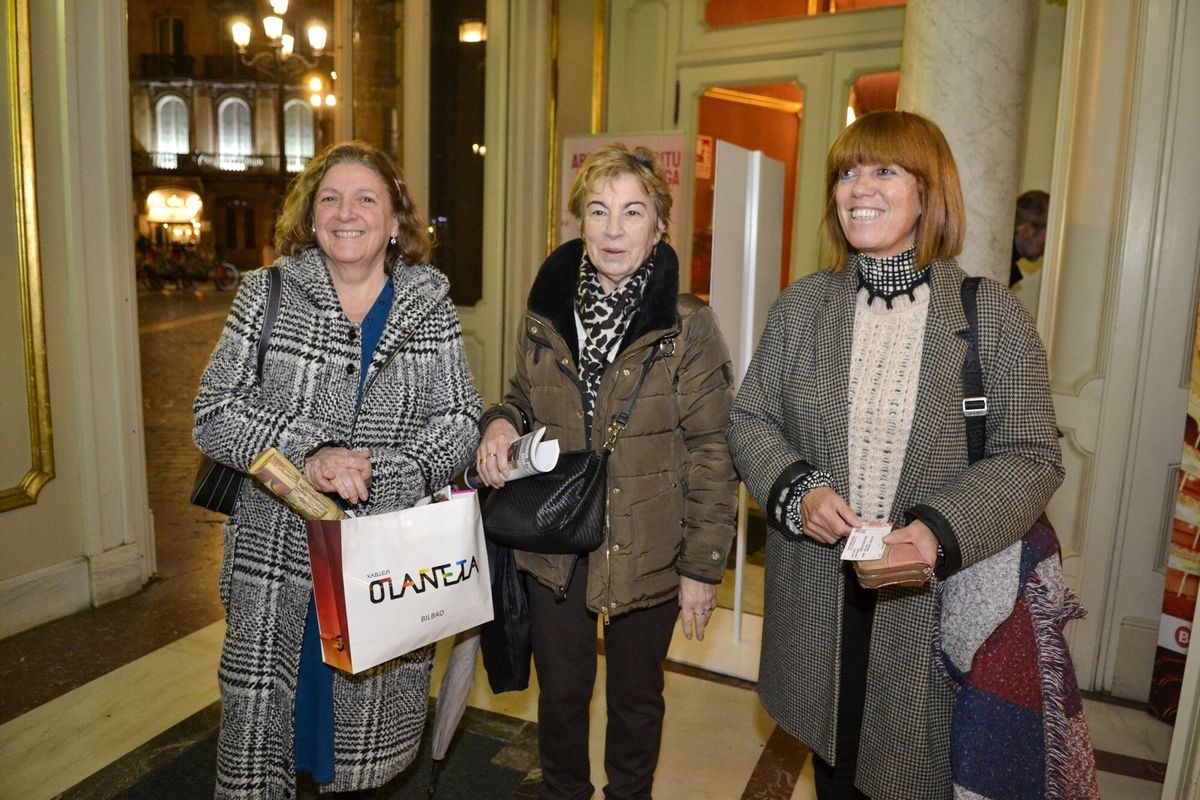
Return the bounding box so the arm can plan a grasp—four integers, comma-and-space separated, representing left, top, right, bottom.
1, 614, 1173, 799
0, 285, 1178, 799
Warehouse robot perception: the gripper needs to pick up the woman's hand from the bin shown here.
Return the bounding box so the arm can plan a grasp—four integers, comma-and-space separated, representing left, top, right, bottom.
679, 576, 717, 641
304, 447, 373, 505
799, 487, 862, 544
476, 418, 521, 488
883, 520, 938, 566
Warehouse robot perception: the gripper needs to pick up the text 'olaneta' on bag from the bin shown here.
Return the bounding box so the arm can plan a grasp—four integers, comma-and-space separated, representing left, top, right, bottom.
480, 338, 669, 554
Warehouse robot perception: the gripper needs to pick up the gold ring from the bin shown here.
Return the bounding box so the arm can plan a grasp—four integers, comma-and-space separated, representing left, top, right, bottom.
485, 453, 497, 460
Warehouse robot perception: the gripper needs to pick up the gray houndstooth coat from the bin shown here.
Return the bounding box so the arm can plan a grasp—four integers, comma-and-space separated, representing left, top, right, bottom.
727, 259, 1062, 799
194, 247, 481, 798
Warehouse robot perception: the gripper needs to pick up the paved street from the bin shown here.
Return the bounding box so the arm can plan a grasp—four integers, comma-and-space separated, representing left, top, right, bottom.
0, 285, 239, 723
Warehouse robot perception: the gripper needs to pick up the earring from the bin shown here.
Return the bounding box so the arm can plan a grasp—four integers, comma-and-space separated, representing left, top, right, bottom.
389, 234, 398, 246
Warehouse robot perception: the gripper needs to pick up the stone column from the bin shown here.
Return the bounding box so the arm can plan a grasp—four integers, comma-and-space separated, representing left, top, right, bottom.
898, 0, 1036, 282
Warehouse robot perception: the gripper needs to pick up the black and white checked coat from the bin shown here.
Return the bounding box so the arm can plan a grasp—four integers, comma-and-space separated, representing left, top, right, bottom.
194, 247, 481, 798
727, 259, 1062, 799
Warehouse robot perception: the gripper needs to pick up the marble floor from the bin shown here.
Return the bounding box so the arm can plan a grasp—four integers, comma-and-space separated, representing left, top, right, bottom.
0, 286, 1178, 799
0, 604, 1176, 800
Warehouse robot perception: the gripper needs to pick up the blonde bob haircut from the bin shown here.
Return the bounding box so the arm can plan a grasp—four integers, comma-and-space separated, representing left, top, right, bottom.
568, 144, 672, 242
275, 140, 431, 272
822, 111, 965, 270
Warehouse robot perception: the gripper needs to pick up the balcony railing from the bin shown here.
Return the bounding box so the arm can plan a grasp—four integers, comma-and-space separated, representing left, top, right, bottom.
133, 151, 311, 174
203, 53, 336, 83
203, 55, 260, 81
139, 54, 195, 79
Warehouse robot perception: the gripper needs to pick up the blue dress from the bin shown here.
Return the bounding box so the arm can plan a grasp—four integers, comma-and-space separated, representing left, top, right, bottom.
294, 276, 395, 783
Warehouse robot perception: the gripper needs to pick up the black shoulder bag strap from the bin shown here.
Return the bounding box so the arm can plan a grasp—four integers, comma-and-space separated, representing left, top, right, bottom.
960, 276, 986, 466
190, 267, 283, 513
256, 266, 282, 381
600, 336, 671, 453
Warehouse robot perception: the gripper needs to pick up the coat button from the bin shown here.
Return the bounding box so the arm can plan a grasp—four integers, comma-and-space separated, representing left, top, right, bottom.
611, 543, 620, 552
530, 324, 539, 333
711, 550, 722, 560
612, 487, 620, 495
561, 357, 569, 366
622, 368, 630, 376
346, 364, 356, 375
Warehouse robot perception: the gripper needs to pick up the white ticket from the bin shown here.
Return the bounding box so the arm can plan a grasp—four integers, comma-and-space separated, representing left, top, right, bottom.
840, 522, 893, 561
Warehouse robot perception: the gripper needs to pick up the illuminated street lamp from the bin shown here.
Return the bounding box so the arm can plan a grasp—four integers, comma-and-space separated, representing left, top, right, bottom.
229, 7, 332, 174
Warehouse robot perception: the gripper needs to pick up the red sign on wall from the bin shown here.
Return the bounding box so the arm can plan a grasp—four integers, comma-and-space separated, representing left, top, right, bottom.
1149, 310, 1200, 723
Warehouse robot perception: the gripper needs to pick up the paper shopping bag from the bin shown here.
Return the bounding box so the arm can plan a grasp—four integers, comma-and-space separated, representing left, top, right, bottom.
306, 490, 493, 674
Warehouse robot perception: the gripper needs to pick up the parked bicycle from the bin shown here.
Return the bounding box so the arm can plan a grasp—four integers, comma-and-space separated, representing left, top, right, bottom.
136, 246, 240, 292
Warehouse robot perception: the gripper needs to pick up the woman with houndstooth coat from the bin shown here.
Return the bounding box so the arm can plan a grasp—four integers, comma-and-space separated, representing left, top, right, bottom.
194, 141, 481, 798
727, 112, 1064, 799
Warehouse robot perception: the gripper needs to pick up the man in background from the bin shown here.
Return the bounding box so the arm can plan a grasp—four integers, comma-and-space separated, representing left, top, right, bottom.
1011, 189, 1049, 318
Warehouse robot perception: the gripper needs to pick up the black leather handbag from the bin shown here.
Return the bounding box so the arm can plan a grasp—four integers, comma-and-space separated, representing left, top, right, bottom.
481, 341, 665, 554
190, 267, 281, 515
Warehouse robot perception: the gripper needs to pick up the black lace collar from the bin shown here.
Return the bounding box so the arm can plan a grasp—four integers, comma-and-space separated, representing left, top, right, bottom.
853, 247, 929, 308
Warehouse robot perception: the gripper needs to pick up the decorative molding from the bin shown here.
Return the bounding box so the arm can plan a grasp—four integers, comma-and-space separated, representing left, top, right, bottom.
1158, 464, 1181, 575
591, 0, 606, 133
702, 86, 803, 115
1058, 424, 1095, 558
1050, 369, 1106, 400
88, 543, 145, 607
677, 1, 904, 64
546, 0, 560, 255
0, 558, 90, 640
1036, 0, 1086, 359
1, 0, 54, 512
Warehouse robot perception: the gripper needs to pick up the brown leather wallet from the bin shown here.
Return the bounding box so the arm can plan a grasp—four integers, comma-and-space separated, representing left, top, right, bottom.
853, 543, 934, 589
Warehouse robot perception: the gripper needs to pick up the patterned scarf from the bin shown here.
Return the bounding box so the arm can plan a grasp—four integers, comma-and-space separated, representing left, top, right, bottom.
575, 250, 653, 427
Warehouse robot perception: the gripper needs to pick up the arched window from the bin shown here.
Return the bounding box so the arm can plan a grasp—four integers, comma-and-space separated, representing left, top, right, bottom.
154, 95, 189, 169
283, 100, 315, 173
217, 97, 252, 171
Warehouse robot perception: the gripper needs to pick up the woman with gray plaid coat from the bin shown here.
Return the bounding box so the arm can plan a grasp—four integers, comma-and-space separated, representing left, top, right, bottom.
728, 112, 1063, 798
194, 141, 481, 797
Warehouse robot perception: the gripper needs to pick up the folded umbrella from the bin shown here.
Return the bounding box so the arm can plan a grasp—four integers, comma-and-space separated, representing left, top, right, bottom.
427, 628, 482, 797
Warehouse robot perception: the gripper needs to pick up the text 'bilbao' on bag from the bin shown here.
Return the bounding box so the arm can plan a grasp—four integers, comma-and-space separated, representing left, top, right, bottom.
480, 339, 667, 554
190, 267, 282, 515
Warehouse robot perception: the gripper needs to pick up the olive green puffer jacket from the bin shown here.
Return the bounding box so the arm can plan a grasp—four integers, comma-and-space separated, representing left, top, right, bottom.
481, 239, 738, 620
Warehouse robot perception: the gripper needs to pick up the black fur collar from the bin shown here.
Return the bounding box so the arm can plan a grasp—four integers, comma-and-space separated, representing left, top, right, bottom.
526, 238, 681, 362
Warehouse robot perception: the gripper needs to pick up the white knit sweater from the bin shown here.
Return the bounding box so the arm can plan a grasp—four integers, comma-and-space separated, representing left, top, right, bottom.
846, 283, 931, 523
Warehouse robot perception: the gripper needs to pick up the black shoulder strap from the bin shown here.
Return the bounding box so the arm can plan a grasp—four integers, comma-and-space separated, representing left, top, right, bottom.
602, 338, 670, 452
256, 267, 282, 381
960, 276, 986, 465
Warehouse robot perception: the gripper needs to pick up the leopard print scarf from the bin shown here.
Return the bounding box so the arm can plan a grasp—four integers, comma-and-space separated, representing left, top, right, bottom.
575, 250, 653, 427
